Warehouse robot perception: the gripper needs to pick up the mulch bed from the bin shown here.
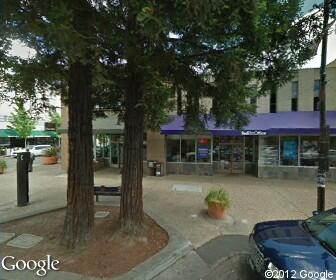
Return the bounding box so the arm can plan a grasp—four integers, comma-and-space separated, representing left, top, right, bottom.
0, 206, 169, 278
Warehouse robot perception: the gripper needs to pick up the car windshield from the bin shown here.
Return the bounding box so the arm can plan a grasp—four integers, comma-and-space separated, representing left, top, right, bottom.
304, 210, 336, 254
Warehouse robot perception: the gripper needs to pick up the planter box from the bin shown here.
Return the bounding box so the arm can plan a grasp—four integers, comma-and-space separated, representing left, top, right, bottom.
42, 156, 58, 165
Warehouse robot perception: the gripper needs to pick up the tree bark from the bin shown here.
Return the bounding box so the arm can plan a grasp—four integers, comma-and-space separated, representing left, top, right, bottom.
62, 61, 94, 248
120, 70, 145, 234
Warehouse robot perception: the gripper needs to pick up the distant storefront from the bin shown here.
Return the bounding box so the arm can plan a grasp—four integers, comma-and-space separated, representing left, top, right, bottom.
159, 112, 336, 180
0, 129, 60, 148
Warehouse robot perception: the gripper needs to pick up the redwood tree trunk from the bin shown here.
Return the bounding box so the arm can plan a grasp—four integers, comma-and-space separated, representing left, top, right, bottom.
62, 61, 94, 248
120, 71, 145, 233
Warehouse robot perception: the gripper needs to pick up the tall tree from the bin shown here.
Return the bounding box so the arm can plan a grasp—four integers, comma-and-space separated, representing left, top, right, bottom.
7, 101, 36, 147
2, 0, 99, 248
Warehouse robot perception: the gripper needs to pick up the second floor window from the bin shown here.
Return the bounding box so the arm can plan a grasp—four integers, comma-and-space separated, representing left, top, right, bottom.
291, 81, 298, 111
314, 80, 320, 111
270, 91, 277, 113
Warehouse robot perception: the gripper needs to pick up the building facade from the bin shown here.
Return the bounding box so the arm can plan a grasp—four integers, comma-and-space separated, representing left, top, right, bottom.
60, 58, 336, 180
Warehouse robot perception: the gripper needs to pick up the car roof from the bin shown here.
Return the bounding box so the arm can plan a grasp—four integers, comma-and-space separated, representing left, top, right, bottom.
33, 145, 51, 147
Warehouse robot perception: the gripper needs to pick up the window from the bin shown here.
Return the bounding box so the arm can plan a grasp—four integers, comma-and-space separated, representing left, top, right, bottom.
197, 137, 211, 163
166, 136, 180, 162
250, 97, 257, 105
143, 134, 147, 161
300, 136, 319, 166
96, 134, 110, 158
259, 136, 279, 166
181, 136, 195, 162
329, 137, 336, 167
304, 210, 336, 254
291, 81, 298, 111
280, 136, 298, 166
245, 136, 258, 162
314, 80, 320, 111
270, 91, 277, 113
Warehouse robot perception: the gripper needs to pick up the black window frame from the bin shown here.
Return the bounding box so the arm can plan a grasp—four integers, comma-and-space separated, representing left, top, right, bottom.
270, 91, 277, 113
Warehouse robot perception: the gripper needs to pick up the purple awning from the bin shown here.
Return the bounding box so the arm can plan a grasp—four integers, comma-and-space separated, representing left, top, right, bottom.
160, 111, 336, 136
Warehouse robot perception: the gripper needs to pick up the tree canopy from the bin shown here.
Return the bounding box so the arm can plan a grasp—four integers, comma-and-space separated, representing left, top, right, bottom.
7, 101, 36, 143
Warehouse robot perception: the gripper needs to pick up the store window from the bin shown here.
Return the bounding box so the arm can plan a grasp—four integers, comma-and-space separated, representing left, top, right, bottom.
166, 136, 180, 162
280, 136, 298, 166
329, 137, 336, 167
213, 137, 220, 161
213, 136, 244, 162
270, 92, 277, 113
245, 136, 256, 162
181, 136, 196, 162
314, 80, 320, 111
96, 134, 110, 158
143, 134, 147, 161
300, 136, 319, 166
291, 81, 298, 111
259, 136, 279, 165
197, 137, 211, 163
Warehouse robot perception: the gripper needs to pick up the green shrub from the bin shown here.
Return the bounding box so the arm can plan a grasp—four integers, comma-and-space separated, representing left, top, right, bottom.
44, 147, 59, 157
0, 159, 8, 170
205, 189, 230, 209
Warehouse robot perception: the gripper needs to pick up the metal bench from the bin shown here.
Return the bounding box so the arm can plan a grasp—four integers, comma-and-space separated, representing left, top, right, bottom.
93, 185, 121, 202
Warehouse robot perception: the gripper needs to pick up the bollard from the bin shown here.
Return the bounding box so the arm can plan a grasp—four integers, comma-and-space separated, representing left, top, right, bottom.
17, 151, 30, 206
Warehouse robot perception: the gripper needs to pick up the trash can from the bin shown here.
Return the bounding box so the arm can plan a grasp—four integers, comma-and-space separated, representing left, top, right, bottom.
17, 151, 30, 206
155, 162, 164, 176
147, 160, 157, 176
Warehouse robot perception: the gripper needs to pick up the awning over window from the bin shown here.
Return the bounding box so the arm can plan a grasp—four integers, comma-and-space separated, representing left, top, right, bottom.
0, 129, 19, 138
160, 111, 336, 136
29, 131, 60, 138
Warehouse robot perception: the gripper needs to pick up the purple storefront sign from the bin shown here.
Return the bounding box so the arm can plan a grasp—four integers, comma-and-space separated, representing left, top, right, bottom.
160, 112, 336, 136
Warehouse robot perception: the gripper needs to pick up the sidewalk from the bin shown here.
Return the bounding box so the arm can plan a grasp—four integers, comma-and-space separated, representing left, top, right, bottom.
1, 165, 336, 279
2, 166, 336, 246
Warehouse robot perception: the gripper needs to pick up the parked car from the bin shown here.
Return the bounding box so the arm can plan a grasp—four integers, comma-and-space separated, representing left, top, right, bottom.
11, 145, 52, 158
249, 208, 336, 279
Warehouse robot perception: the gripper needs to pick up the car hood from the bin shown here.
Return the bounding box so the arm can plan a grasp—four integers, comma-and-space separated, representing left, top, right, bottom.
254, 220, 336, 272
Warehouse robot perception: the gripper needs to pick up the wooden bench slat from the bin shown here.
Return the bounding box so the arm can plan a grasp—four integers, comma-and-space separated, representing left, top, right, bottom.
93, 185, 121, 202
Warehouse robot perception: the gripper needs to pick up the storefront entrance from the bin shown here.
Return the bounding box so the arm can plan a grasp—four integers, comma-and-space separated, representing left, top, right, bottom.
110, 135, 124, 168
213, 136, 245, 174
216, 143, 244, 174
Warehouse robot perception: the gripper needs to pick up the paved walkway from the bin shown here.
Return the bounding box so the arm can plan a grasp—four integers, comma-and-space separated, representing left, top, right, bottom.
2, 163, 336, 245
1, 163, 336, 279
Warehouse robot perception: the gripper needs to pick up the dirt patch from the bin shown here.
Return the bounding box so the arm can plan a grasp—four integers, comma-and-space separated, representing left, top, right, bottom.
1, 206, 169, 278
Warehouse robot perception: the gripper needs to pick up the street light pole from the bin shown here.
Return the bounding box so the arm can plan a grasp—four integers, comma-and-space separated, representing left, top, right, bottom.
317, 0, 331, 213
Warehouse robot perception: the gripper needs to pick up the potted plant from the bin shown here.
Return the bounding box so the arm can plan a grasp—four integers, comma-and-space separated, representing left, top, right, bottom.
0, 159, 8, 174
205, 189, 230, 219
42, 147, 59, 165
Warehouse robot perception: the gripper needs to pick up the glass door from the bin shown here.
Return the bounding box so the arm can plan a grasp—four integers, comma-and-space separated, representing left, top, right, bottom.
231, 144, 244, 174
218, 144, 244, 174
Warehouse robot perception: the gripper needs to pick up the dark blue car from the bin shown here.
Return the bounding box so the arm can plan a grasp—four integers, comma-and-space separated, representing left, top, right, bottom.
249, 208, 336, 280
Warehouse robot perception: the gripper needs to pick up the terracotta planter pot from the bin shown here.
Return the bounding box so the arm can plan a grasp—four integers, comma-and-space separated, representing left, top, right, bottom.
42, 156, 58, 165
0, 168, 4, 174
207, 202, 226, 219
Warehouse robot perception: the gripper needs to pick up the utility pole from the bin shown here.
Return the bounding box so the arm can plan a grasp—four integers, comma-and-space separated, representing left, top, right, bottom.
317, 0, 331, 213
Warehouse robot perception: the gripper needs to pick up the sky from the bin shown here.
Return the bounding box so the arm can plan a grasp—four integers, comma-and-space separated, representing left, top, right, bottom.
0, 40, 60, 128
302, 0, 323, 13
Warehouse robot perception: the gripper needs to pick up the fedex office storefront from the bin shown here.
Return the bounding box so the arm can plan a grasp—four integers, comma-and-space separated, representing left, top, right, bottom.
160, 112, 336, 180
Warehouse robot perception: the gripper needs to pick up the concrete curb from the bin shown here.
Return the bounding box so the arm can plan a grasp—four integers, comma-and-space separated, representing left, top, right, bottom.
1, 204, 193, 280
0, 204, 66, 224
114, 206, 193, 280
